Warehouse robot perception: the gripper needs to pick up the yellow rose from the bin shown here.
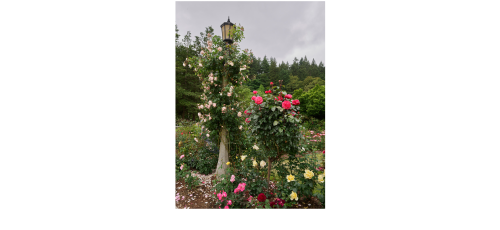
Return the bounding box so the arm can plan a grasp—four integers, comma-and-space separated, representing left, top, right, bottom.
304, 169, 314, 179
290, 191, 298, 201
318, 174, 324, 183
252, 160, 258, 167
226, 162, 230, 165
286, 175, 295, 182
241, 155, 247, 161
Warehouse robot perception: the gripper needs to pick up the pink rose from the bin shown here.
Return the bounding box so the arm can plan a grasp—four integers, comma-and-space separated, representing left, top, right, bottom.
228, 200, 232, 205
253, 91, 257, 94
251, 96, 256, 101
222, 191, 227, 197
218, 47, 222, 51
224, 206, 229, 209
285, 94, 292, 99
270, 82, 273, 85
292, 99, 300, 105
230, 175, 235, 183
254, 96, 263, 104
180, 164, 183, 170
180, 155, 184, 159
282, 100, 291, 109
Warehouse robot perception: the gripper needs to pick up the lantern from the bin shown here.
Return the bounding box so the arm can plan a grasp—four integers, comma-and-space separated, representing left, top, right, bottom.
220, 17, 235, 44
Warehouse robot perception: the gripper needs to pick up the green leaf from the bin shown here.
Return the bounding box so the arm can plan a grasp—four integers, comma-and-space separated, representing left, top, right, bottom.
271, 106, 276, 112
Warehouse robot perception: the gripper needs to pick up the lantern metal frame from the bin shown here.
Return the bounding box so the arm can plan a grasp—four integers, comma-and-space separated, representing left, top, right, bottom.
220, 17, 235, 44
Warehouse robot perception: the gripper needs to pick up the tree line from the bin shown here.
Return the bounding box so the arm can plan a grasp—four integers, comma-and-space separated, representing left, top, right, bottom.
176, 25, 325, 120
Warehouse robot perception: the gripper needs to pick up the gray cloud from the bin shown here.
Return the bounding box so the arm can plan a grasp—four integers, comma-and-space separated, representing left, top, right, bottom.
176, 1, 325, 65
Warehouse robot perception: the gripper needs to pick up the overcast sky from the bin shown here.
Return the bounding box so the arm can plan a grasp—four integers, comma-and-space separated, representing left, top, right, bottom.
176, 1, 325, 65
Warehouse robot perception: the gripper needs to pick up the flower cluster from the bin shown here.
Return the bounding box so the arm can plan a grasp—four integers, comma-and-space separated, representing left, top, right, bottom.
234, 183, 246, 194
184, 24, 251, 141
270, 198, 285, 208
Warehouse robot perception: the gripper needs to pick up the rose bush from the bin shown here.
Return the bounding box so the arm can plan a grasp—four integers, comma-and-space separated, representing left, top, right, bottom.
185, 24, 254, 176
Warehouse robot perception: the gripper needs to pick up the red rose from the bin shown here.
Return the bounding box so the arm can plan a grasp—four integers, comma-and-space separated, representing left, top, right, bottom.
245, 118, 250, 123
270, 201, 276, 208
251, 96, 256, 101
253, 91, 257, 94
292, 99, 300, 105
270, 82, 273, 85
323, 150, 325, 154
277, 95, 283, 101
285, 94, 292, 99
257, 193, 266, 202
244, 110, 251, 115
282, 100, 291, 109
254, 96, 263, 104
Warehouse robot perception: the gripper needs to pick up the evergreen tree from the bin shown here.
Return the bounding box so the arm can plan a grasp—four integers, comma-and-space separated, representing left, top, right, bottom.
260, 55, 270, 74
318, 61, 325, 80
268, 57, 279, 83
176, 27, 203, 120
303, 55, 310, 76
278, 61, 290, 87
290, 57, 299, 77
310, 58, 319, 78
298, 57, 307, 81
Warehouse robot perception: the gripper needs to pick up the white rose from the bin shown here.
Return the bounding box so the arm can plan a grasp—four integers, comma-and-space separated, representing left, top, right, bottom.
260, 160, 266, 167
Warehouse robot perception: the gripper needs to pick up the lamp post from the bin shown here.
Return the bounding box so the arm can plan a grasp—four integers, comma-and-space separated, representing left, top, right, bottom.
215, 16, 235, 178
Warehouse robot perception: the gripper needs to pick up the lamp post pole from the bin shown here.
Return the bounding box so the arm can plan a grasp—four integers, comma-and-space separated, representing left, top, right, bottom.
215, 17, 235, 177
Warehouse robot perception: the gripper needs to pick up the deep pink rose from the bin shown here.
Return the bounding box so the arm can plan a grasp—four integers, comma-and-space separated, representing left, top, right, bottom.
282, 100, 291, 109
277, 95, 283, 101
224, 206, 229, 209
292, 99, 300, 105
228, 200, 232, 205
254, 96, 263, 104
285, 94, 292, 99
270, 82, 273, 85
251, 96, 256, 101
245, 118, 250, 123
253, 91, 257, 94
257, 193, 266, 202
